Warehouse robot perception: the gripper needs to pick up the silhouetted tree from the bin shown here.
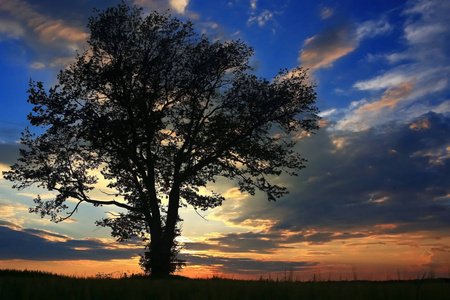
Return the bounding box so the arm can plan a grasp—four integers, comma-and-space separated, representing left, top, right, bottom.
4, 3, 319, 277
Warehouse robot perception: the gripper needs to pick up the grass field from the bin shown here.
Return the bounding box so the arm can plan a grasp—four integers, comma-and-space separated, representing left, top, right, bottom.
1, 269, 449, 300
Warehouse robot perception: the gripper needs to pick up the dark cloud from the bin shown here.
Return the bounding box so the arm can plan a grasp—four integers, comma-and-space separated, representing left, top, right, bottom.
0, 122, 25, 144
0, 143, 21, 166
22, 228, 70, 240
0, 220, 19, 227
215, 112, 450, 237
185, 231, 290, 254
0, 224, 142, 261
185, 230, 377, 254
180, 254, 319, 275
284, 232, 368, 245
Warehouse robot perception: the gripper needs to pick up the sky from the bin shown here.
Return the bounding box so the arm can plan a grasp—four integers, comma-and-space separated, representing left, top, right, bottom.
0, 0, 449, 280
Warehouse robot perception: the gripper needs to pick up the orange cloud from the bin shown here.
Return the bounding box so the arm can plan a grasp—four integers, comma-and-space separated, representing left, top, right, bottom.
223, 187, 248, 201
0, 0, 88, 43
409, 118, 431, 130
356, 81, 414, 113
300, 45, 355, 70
33, 19, 88, 42
0, 202, 28, 218
299, 22, 357, 71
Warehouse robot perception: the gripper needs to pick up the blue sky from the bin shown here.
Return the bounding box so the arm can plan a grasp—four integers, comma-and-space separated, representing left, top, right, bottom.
0, 0, 449, 279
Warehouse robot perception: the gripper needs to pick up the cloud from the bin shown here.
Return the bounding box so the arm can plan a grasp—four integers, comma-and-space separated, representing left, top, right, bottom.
247, 0, 276, 28
320, 6, 334, 19
0, 224, 142, 261
345, 0, 450, 131
49, 56, 76, 68
356, 18, 392, 40
170, 0, 189, 14
429, 247, 450, 268
248, 9, 274, 27
186, 230, 374, 255
30, 61, 45, 69
0, 18, 24, 39
403, 0, 450, 45
337, 81, 415, 131
0, 0, 90, 70
299, 21, 357, 71
223, 187, 248, 201
357, 0, 450, 91
134, 0, 190, 14
404, 23, 445, 44
0, 0, 88, 43
180, 254, 318, 274
0, 202, 28, 218
409, 118, 431, 130
298, 12, 391, 72
372, 81, 414, 110
0, 143, 21, 165
186, 231, 290, 254
212, 112, 450, 237
353, 72, 411, 91
0, 222, 317, 275
17, 192, 56, 200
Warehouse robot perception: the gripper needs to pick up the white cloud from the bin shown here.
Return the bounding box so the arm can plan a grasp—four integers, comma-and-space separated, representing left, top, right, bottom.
404, 24, 445, 44
354, 72, 410, 91
169, 0, 189, 14
319, 109, 337, 118
357, 18, 392, 40
335, 88, 449, 132
248, 9, 274, 27
336, 81, 414, 131
385, 52, 410, 64
134, 0, 190, 14
247, 0, 276, 28
0, 19, 24, 39
349, 0, 449, 132
402, 0, 450, 46
403, 0, 449, 19
320, 7, 334, 19
30, 61, 45, 69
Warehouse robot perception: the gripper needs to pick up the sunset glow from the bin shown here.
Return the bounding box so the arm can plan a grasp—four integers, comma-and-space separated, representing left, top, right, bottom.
1, 0, 450, 280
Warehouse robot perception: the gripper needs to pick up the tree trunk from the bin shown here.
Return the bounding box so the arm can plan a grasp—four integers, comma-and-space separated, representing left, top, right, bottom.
143, 182, 181, 277
149, 238, 172, 278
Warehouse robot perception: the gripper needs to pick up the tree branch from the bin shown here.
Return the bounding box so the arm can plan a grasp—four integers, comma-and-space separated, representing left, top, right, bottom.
58, 200, 82, 222
82, 197, 142, 212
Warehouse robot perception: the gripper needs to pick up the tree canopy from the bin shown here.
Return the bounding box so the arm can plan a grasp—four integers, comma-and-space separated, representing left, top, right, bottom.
4, 3, 319, 277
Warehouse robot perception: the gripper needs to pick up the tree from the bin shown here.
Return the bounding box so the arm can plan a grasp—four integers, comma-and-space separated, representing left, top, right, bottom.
4, 3, 319, 277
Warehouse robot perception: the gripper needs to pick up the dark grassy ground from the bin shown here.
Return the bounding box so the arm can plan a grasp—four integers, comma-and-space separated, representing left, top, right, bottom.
1, 269, 449, 300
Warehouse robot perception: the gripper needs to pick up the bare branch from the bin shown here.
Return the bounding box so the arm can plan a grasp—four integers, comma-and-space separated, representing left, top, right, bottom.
58, 200, 82, 222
